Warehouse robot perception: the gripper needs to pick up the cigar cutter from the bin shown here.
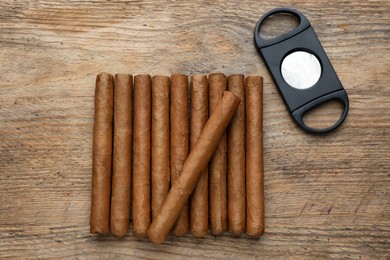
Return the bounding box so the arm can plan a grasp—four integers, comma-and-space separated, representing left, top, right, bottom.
254, 8, 349, 134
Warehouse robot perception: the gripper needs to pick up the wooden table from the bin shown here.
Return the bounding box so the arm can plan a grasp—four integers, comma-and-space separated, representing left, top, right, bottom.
1, 1, 389, 258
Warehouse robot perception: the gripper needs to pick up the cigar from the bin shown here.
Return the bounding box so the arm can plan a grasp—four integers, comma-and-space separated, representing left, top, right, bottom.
227, 74, 246, 236
189, 74, 209, 238
170, 74, 189, 236
90, 72, 114, 234
151, 75, 170, 220
110, 74, 133, 237
147, 91, 240, 244
245, 76, 264, 238
208, 73, 228, 235
132, 74, 152, 238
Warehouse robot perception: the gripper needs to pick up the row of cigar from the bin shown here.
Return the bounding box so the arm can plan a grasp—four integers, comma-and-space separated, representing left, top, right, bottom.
90, 72, 264, 244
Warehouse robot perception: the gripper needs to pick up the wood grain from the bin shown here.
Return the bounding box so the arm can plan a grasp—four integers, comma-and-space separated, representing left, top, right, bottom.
0, 0, 389, 258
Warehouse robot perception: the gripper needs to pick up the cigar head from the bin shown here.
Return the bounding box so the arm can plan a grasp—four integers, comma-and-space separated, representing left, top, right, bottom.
135, 74, 152, 78
209, 72, 226, 78
227, 74, 245, 79
96, 72, 113, 81
229, 224, 245, 237
245, 76, 264, 87
171, 73, 188, 82
152, 75, 170, 82
95, 73, 114, 97
133, 230, 148, 239
111, 225, 128, 238
191, 228, 208, 238
222, 91, 241, 118
247, 225, 265, 239
147, 226, 167, 244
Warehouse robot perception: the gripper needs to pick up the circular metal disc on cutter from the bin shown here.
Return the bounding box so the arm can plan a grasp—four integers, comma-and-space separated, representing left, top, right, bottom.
281, 51, 322, 90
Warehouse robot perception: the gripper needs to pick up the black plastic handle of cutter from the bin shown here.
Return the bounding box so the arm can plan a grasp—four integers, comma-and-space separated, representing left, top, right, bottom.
254, 7, 349, 134
254, 8, 311, 49
292, 90, 349, 134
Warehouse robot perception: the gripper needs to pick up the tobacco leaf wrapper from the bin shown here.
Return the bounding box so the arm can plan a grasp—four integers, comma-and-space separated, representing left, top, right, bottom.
227, 74, 246, 236
170, 74, 190, 236
90, 72, 114, 234
245, 76, 264, 238
209, 73, 228, 235
151, 75, 170, 220
189, 74, 209, 238
110, 74, 133, 237
132, 74, 152, 238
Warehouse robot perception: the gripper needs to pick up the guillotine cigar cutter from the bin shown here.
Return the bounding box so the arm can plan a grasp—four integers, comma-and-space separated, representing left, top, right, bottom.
254, 8, 349, 134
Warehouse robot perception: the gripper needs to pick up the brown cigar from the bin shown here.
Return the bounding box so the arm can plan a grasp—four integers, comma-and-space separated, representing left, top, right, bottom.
245, 76, 264, 238
110, 74, 133, 237
189, 74, 209, 238
227, 74, 246, 236
208, 73, 228, 235
170, 74, 190, 236
151, 75, 170, 220
90, 72, 114, 234
132, 74, 152, 238
147, 91, 240, 244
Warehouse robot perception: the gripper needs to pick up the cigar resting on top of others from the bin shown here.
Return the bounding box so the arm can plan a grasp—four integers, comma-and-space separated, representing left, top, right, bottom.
90, 72, 114, 234
245, 76, 265, 238
227, 74, 246, 236
189, 74, 209, 238
208, 73, 228, 235
151, 75, 170, 221
170, 74, 190, 236
132, 74, 152, 238
147, 91, 241, 244
110, 74, 133, 237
